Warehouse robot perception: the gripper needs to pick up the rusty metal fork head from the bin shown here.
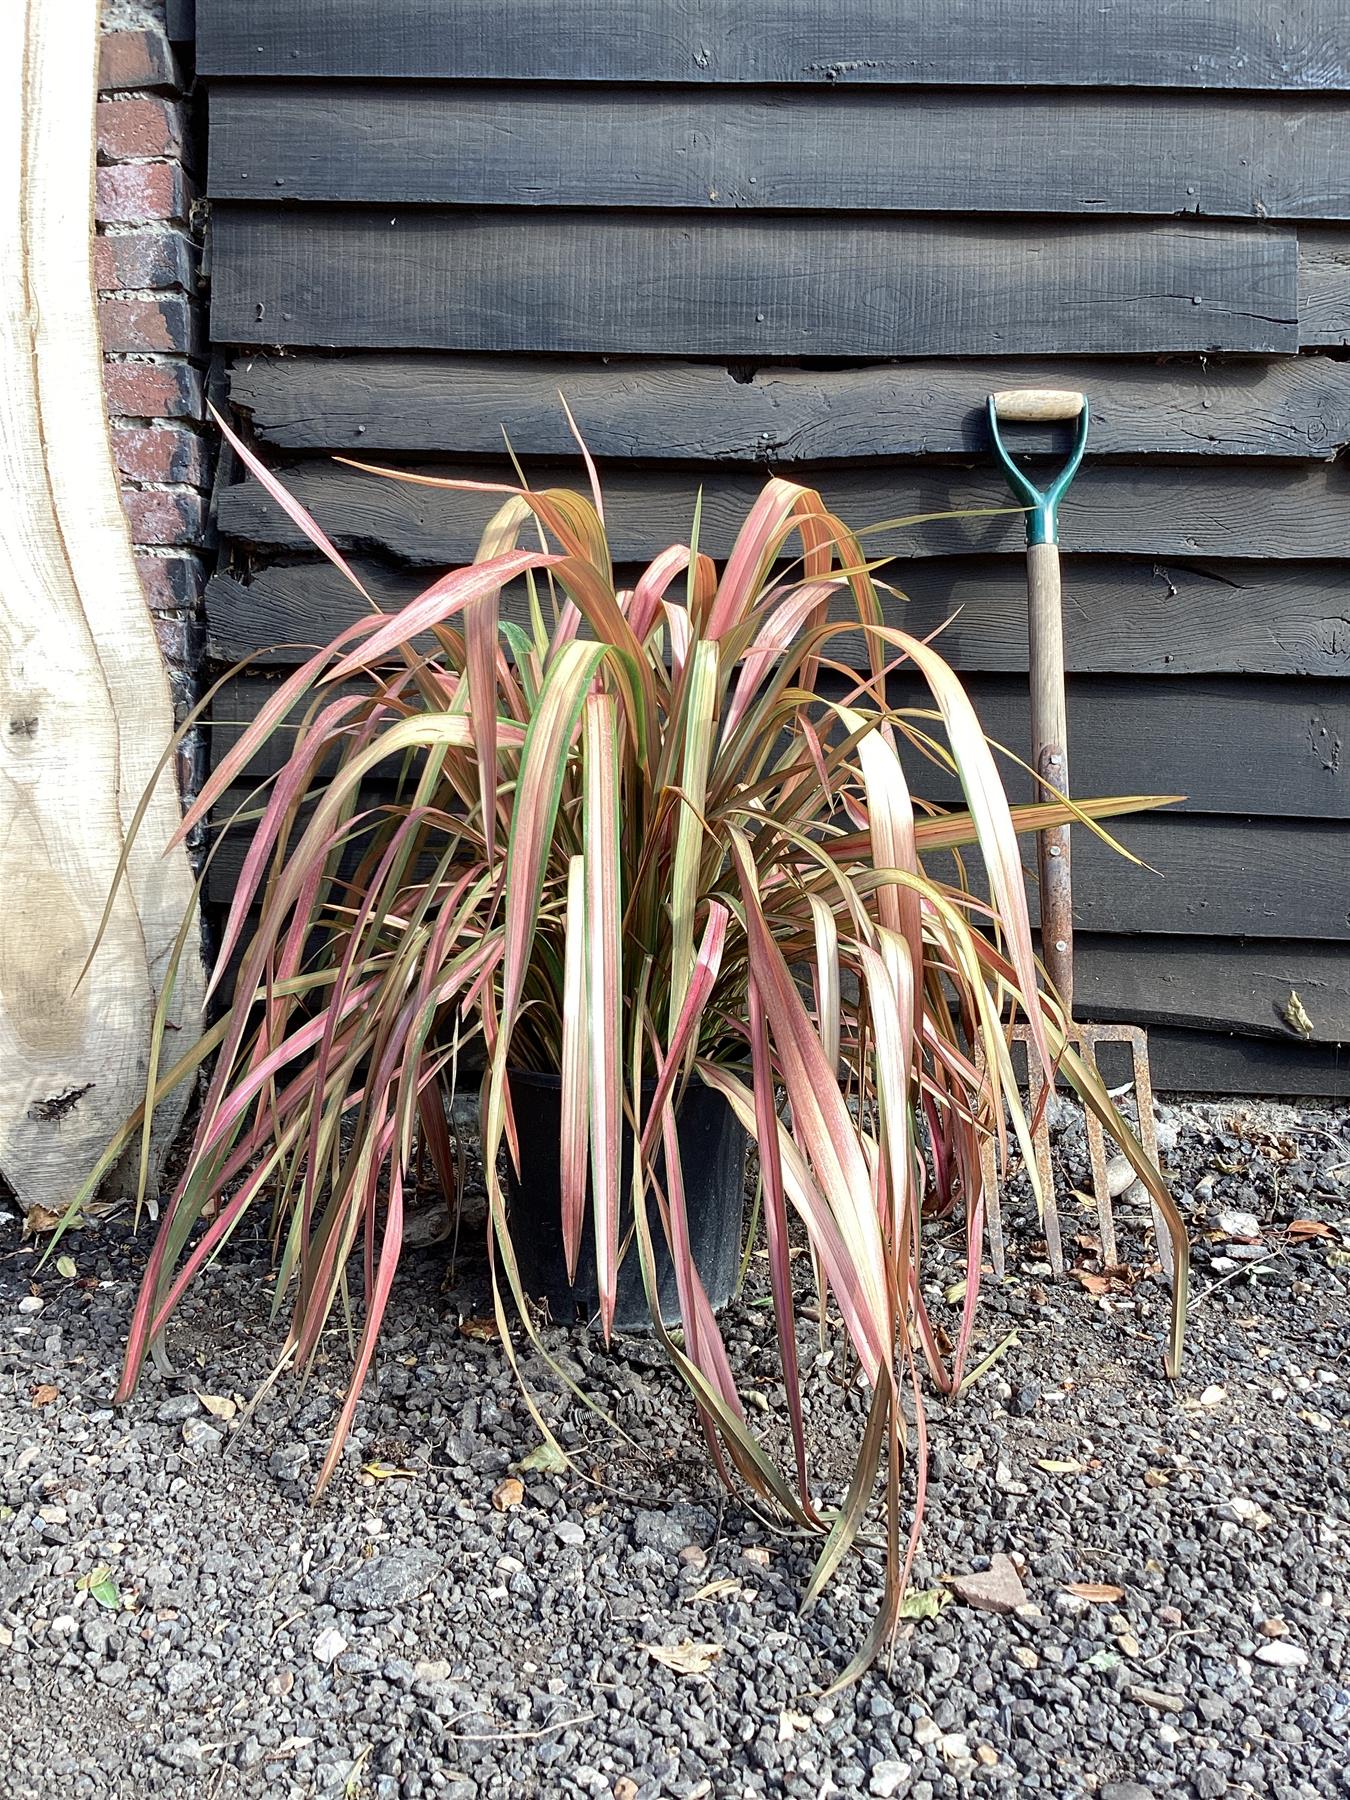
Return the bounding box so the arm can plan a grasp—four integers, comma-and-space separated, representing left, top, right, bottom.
978, 1023, 1174, 1286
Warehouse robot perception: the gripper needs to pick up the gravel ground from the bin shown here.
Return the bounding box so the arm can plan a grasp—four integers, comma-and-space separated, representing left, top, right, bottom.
1, 1097, 1347, 1800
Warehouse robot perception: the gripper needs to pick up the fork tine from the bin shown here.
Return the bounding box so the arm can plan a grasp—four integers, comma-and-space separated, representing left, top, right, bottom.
980, 1129, 1005, 1282
1126, 1027, 1174, 1285
1024, 1052, 1064, 1277
1079, 1035, 1118, 1267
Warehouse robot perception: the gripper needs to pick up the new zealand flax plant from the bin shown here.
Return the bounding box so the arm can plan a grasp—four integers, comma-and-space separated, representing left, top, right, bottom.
81, 408, 1186, 1681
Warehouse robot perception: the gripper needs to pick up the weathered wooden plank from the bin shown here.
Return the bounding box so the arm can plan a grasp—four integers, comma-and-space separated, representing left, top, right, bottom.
1074, 936, 1350, 1042
209, 208, 1299, 357
228, 352, 1350, 463
1144, 1028, 1348, 1096
195, 0, 1350, 90
210, 84, 1350, 220
216, 457, 1350, 567
1299, 227, 1350, 343
201, 807, 1350, 939
208, 670, 1350, 820
204, 554, 1350, 678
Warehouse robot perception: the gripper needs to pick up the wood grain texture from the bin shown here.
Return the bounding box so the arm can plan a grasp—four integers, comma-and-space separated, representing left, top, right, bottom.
208, 670, 1350, 820
216, 456, 1350, 566
1073, 936, 1350, 1041
195, 0, 1350, 90
1299, 227, 1350, 343
204, 554, 1350, 678
209, 84, 1350, 220
228, 352, 1350, 462
1117, 1028, 1347, 1095
201, 806, 1350, 939
208, 207, 1300, 356
0, 0, 201, 1210
1143, 1028, 1348, 1095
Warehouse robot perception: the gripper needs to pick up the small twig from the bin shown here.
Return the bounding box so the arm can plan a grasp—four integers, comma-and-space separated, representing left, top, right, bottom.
1189, 1249, 1287, 1312
445, 1711, 599, 1743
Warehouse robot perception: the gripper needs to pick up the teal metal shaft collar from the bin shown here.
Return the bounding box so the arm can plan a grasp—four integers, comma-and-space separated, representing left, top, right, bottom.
986, 395, 1090, 546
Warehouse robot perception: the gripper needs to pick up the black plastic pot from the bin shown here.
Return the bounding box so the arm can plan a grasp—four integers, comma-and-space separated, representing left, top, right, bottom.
504, 1071, 748, 1332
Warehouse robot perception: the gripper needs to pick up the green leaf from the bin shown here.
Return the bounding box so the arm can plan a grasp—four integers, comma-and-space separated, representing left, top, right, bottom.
56, 1255, 77, 1279
897, 1586, 950, 1622
77, 1565, 120, 1609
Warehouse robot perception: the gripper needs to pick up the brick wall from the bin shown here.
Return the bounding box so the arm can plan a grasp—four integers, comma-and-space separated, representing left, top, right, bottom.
97, 0, 209, 803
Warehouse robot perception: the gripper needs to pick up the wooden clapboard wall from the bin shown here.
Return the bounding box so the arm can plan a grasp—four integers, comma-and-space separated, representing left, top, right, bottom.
195, 0, 1350, 1095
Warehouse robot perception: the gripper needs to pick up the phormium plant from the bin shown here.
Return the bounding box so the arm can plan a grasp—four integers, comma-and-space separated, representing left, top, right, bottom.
78, 408, 1187, 1680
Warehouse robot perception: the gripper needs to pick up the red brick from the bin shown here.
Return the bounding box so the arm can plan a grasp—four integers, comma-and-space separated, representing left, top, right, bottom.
95, 226, 195, 294
100, 294, 198, 355
99, 27, 179, 93
115, 426, 210, 488
98, 98, 187, 162
96, 163, 191, 226
103, 356, 203, 420
136, 551, 205, 614
124, 488, 209, 549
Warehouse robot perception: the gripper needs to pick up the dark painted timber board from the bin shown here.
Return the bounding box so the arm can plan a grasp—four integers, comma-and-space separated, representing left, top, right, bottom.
209, 85, 1350, 221
204, 555, 1350, 678
1072, 936, 1350, 1042
201, 808, 1350, 940
207, 670, 1350, 820
1144, 1028, 1347, 1096
195, 1, 1350, 90
215, 457, 1350, 566
209, 208, 1300, 357
1299, 227, 1350, 343
227, 353, 1350, 462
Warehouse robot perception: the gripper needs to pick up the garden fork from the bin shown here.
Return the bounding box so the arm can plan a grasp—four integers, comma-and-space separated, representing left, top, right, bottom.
979, 388, 1173, 1286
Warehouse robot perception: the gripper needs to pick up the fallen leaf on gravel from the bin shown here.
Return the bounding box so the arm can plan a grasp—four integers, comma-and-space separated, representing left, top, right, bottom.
777, 1709, 811, 1741
55, 1255, 77, 1279
1144, 1469, 1170, 1489
1285, 1219, 1335, 1241
1065, 1582, 1125, 1603
196, 1393, 237, 1422
361, 1462, 418, 1481
491, 1478, 524, 1512
24, 1205, 68, 1236
642, 1640, 722, 1676
1073, 1271, 1113, 1296
897, 1587, 950, 1622
458, 1317, 499, 1341
1219, 1495, 1273, 1530
76, 1566, 120, 1609
30, 1384, 58, 1407
515, 1440, 568, 1475
1037, 1458, 1086, 1474
741, 1546, 771, 1567
693, 1579, 741, 1602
